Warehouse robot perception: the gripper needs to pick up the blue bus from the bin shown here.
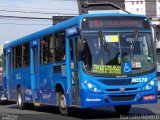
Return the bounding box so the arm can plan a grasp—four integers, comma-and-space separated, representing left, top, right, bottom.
3, 10, 158, 115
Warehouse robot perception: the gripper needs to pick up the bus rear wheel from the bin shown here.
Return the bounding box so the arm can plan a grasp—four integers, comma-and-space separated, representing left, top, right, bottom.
58, 92, 70, 115
17, 87, 25, 110
114, 105, 131, 114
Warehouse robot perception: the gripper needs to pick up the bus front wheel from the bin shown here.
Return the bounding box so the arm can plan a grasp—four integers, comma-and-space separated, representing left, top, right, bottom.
58, 92, 70, 115
114, 105, 131, 114
17, 87, 24, 110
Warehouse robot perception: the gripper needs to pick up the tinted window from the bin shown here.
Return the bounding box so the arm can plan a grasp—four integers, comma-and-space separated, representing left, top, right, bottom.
3, 50, 6, 71
23, 43, 30, 67
55, 31, 66, 62
15, 45, 22, 68
41, 34, 54, 64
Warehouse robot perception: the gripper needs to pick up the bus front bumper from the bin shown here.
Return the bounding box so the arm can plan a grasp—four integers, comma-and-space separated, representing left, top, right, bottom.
80, 87, 158, 108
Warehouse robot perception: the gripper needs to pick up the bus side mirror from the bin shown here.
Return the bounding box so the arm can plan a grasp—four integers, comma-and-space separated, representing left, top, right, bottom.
151, 24, 157, 63
151, 24, 157, 45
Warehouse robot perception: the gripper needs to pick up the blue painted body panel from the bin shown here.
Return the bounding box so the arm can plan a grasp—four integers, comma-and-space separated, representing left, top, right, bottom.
80, 87, 158, 108
38, 63, 66, 104
3, 13, 157, 108
12, 67, 31, 100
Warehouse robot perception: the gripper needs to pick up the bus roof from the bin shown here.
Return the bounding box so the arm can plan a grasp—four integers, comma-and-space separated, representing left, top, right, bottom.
3, 13, 147, 49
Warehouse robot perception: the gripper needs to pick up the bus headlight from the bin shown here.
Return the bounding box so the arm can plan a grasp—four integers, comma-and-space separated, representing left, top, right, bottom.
82, 80, 102, 93
93, 87, 98, 92
88, 83, 93, 89
150, 81, 155, 86
142, 78, 157, 91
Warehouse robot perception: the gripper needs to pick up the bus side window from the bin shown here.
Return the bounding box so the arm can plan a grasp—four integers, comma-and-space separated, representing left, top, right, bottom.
12, 47, 15, 68
54, 31, 66, 62
23, 42, 30, 67
41, 34, 54, 64
3, 49, 6, 71
15, 45, 22, 68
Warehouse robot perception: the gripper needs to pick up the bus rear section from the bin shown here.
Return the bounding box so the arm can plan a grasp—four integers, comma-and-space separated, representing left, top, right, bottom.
73, 15, 158, 114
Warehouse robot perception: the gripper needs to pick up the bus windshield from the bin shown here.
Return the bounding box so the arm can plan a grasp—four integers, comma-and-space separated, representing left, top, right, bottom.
82, 32, 155, 75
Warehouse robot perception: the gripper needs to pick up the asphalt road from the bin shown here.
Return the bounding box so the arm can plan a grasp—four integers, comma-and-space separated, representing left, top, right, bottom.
0, 99, 160, 120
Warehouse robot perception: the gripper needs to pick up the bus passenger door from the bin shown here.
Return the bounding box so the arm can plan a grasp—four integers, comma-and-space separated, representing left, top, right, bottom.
31, 40, 39, 102
69, 37, 80, 105
6, 49, 12, 99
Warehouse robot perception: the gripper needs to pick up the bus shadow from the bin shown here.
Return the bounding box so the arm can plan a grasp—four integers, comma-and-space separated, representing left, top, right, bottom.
8, 104, 60, 114
0, 101, 16, 105
70, 107, 156, 119
70, 107, 120, 119
129, 107, 156, 115
8, 104, 156, 119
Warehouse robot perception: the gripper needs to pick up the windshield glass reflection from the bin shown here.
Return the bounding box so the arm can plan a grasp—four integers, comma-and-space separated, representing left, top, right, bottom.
82, 32, 154, 75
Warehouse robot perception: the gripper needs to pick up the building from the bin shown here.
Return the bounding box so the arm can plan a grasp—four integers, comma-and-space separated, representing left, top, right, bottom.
156, 0, 160, 17
125, 0, 146, 15
125, 0, 158, 17
125, 0, 160, 24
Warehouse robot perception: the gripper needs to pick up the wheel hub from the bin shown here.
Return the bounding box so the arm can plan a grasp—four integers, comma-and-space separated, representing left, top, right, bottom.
18, 94, 22, 106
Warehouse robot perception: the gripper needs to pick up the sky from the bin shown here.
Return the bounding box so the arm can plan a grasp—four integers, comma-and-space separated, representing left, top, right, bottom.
0, 0, 79, 45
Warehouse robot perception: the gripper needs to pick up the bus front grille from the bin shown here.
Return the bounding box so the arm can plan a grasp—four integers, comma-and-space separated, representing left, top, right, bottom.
105, 88, 138, 92
110, 95, 136, 101
99, 79, 137, 86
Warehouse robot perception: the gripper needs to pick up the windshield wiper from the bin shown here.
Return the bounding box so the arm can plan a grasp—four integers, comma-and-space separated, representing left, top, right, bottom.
98, 31, 110, 60
98, 31, 105, 45
130, 29, 139, 56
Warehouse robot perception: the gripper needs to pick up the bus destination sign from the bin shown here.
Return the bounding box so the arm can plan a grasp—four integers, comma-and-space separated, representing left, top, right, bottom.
81, 16, 150, 30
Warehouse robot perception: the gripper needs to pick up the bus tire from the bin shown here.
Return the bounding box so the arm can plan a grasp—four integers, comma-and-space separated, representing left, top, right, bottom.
114, 105, 131, 114
17, 87, 25, 110
58, 91, 70, 115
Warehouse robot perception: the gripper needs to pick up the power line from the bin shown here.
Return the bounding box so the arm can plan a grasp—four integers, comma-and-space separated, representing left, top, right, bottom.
0, 1, 157, 10
0, 6, 77, 11
0, 1, 157, 16
0, 9, 79, 15
0, 12, 78, 20
0, 18, 52, 23
0, 15, 78, 23
0, 22, 51, 26
0, 8, 158, 16
0, 0, 78, 10
0, 0, 157, 10
0, 15, 52, 20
